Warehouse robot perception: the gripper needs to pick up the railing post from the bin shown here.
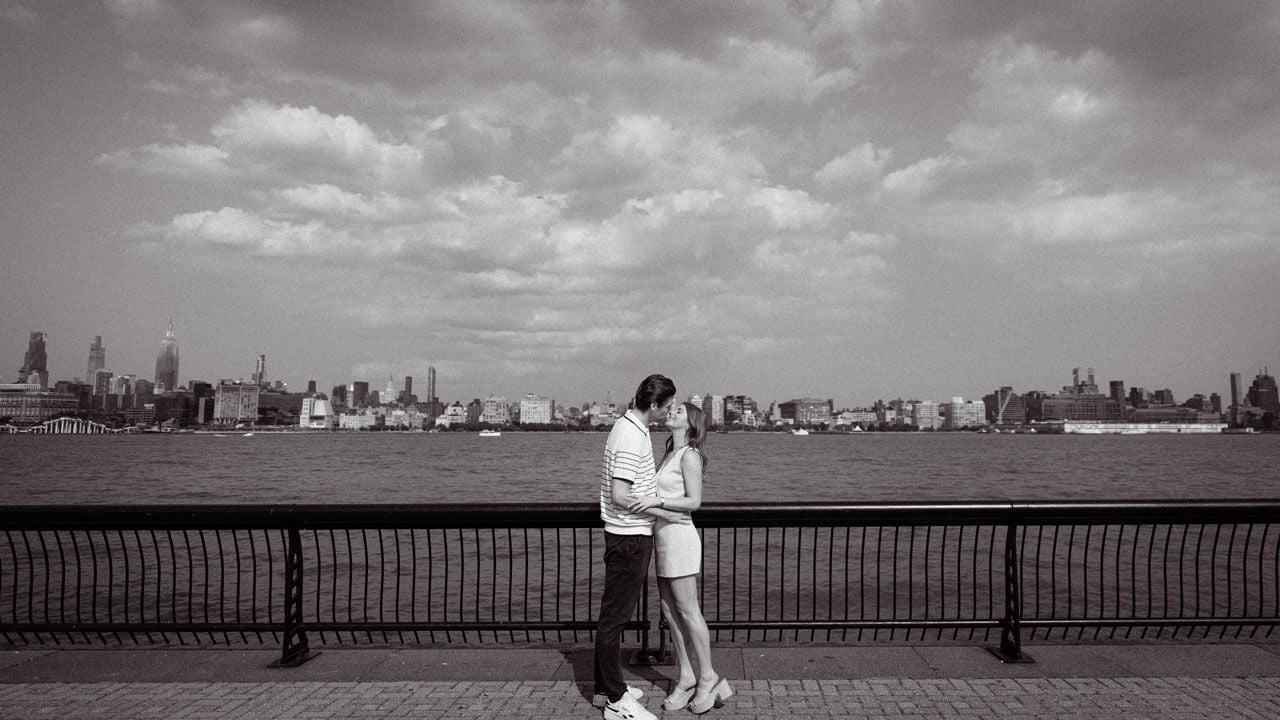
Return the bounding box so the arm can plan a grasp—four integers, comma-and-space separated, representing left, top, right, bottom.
270, 526, 318, 667
990, 517, 1033, 663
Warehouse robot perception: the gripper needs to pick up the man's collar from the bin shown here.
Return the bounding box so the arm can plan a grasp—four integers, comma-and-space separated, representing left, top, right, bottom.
624, 408, 649, 433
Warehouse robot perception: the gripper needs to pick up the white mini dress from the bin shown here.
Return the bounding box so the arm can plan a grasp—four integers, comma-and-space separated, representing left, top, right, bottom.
653, 446, 702, 578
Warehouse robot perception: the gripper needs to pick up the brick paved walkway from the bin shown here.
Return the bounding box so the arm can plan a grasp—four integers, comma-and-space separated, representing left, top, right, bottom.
3, 644, 1279, 719
2, 676, 1279, 719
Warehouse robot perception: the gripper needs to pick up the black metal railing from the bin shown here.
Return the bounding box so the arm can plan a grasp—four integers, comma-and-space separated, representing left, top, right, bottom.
2, 501, 1277, 666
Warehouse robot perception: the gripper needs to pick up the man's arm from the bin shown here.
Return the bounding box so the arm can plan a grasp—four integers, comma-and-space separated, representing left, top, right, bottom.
609, 477, 633, 507
613, 477, 691, 524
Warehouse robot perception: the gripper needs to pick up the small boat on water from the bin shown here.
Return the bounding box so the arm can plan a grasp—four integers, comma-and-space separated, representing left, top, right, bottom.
478, 429, 501, 437
790, 428, 809, 436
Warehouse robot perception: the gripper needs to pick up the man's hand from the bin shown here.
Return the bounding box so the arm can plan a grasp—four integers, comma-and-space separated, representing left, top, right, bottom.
625, 494, 662, 512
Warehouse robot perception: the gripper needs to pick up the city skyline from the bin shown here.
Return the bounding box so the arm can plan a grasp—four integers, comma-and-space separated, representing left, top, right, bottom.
3, 3, 1278, 409
5, 322, 1271, 411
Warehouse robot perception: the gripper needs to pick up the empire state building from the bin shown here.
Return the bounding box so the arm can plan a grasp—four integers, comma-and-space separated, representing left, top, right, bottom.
155, 320, 180, 393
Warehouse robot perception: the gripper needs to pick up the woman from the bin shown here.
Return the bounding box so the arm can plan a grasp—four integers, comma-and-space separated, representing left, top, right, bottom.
627, 402, 732, 714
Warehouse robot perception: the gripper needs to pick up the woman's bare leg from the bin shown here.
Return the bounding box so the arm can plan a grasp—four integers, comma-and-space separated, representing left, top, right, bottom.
658, 577, 696, 689
666, 574, 716, 683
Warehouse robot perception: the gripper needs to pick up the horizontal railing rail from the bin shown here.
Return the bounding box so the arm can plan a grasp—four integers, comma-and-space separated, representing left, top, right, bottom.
2, 501, 1277, 666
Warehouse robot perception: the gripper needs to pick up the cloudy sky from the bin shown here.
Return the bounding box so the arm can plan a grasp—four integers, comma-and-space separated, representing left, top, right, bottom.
3, 1, 1277, 408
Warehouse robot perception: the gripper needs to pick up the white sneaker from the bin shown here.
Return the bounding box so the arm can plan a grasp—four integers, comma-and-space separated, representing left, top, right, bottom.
603, 691, 656, 720
592, 685, 643, 708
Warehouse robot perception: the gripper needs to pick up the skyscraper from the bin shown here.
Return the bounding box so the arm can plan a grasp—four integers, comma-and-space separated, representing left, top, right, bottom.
1230, 372, 1243, 426
1247, 370, 1279, 414
93, 369, 114, 397
1109, 380, 1126, 406
154, 321, 179, 393
19, 331, 48, 387
253, 354, 267, 387
87, 336, 105, 383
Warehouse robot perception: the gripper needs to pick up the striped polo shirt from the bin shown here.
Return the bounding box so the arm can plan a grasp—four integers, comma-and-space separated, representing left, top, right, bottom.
599, 410, 658, 535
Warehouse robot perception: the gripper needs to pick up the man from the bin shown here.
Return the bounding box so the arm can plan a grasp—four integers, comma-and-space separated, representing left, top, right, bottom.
594, 373, 687, 720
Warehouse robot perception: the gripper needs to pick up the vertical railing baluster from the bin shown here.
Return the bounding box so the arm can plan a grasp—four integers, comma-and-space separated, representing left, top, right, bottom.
1096, 525, 1108, 641
116, 529, 132, 643
181, 530, 193, 643
426, 527, 437, 643
271, 526, 315, 667
52, 531, 67, 637
1257, 524, 1272, 639
410, 529, 421, 644
1078, 525, 1090, 641
829, 526, 836, 639
245, 530, 257, 645
955, 524, 963, 637
810, 527, 818, 643
1017, 522, 1030, 643
1192, 524, 1206, 636
165, 531, 179, 644
967, 520, 977, 638
1031, 525, 1044, 642
984, 525, 997, 644
213, 529, 227, 645
1063, 525, 1075, 638
992, 519, 1029, 662
376, 529, 387, 644
1210, 524, 1224, 638
1140, 523, 1155, 640
230, 530, 242, 644
841, 526, 850, 642
360, 528, 372, 644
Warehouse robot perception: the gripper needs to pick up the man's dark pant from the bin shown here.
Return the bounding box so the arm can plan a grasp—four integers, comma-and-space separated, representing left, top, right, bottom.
594, 532, 653, 702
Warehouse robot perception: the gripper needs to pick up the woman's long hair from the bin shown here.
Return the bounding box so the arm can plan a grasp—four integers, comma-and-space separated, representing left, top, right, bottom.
665, 402, 709, 470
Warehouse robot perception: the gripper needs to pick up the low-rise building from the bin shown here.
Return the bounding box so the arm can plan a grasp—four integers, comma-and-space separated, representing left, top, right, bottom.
983, 387, 1027, 425
0, 383, 79, 425
338, 410, 381, 430
299, 396, 336, 429
835, 409, 877, 428
385, 406, 425, 430
213, 382, 259, 426
779, 398, 833, 427
943, 397, 986, 429
519, 393, 555, 424
911, 401, 942, 430
435, 401, 468, 428
482, 395, 510, 425
1037, 394, 1125, 422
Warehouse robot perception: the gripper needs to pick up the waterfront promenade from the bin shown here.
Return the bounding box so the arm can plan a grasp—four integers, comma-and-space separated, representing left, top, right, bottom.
2, 642, 1278, 719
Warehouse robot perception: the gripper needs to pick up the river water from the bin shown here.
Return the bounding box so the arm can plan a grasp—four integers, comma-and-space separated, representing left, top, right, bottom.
1, 431, 1275, 505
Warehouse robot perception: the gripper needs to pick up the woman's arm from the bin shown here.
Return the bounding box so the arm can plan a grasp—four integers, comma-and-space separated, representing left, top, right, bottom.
625, 450, 704, 514
616, 478, 692, 524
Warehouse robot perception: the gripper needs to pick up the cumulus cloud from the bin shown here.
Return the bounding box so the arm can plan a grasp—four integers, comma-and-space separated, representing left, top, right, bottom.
272, 184, 418, 223
96, 143, 234, 177
42, 1, 1274, 402
165, 206, 382, 258
211, 101, 424, 188
815, 143, 889, 194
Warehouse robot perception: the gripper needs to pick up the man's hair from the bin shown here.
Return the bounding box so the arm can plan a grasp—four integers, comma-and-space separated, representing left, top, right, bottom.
633, 374, 676, 411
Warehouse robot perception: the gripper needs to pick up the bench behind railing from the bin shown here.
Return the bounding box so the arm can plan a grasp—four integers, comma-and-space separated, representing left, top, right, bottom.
2, 501, 1277, 666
